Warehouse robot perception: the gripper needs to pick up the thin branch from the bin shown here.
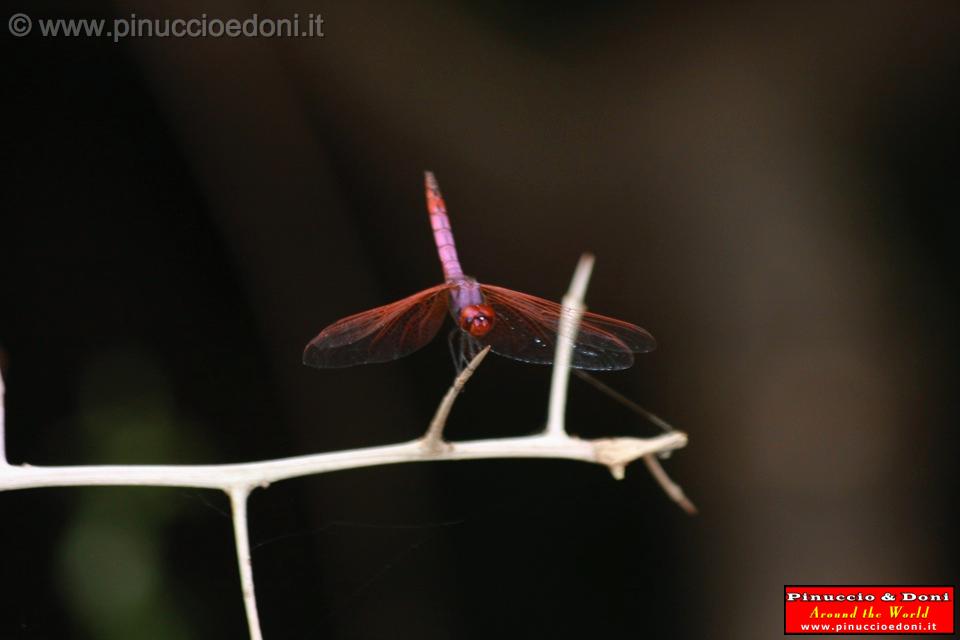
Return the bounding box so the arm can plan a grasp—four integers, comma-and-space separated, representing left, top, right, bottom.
572, 369, 697, 513
641, 454, 698, 515
0, 431, 687, 493
229, 486, 263, 640
420, 346, 491, 452
545, 253, 594, 437
0, 255, 691, 640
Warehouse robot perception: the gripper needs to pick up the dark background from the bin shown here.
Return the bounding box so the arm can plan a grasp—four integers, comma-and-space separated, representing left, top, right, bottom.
2, 1, 958, 638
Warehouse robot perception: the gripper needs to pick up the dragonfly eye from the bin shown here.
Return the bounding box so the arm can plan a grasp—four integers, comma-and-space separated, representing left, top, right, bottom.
460, 304, 495, 338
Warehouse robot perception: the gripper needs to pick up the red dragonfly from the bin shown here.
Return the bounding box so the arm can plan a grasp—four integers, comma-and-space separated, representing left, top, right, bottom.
303, 172, 655, 370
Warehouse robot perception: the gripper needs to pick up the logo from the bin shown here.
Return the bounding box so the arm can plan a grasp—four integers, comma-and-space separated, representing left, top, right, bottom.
784, 585, 954, 635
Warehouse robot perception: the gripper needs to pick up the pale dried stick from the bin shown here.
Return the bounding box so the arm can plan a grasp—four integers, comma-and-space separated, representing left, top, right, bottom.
544, 253, 594, 437
420, 346, 492, 452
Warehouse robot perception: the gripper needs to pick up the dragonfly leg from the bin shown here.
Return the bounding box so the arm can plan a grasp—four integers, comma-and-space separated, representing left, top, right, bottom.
447, 328, 464, 373
447, 329, 483, 374
463, 334, 481, 362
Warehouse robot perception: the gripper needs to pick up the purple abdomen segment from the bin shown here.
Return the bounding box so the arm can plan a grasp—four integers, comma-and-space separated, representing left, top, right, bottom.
425, 171, 464, 281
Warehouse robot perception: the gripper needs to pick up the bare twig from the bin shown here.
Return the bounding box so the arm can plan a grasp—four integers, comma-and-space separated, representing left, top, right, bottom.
0, 255, 690, 640
572, 369, 697, 514
641, 454, 697, 515
420, 346, 491, 452
545, 253, 594, 437
229, 486, 263, 640
541, 254, 695, 512
0, 432, 687, 493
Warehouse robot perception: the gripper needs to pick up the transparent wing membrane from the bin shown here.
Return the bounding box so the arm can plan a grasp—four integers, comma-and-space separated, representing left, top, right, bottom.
303, 284, 453, 368
478, 285, 655, 371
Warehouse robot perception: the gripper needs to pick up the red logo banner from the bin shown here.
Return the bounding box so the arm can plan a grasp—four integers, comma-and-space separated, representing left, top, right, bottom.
784, 586, 954, 635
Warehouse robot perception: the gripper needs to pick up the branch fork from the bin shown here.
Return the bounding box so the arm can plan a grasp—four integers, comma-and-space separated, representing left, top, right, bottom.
0, 254, 691, 640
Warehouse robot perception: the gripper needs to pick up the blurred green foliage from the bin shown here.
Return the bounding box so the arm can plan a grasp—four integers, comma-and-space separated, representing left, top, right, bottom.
56, 349, 206, 639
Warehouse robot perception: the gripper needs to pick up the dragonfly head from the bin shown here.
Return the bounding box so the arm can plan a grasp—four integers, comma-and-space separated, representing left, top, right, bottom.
459, 304, 495, 338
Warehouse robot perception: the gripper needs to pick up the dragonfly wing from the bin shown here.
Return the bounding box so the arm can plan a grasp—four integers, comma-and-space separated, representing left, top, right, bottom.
479, 284, 656, 371
303, 284, 452, 368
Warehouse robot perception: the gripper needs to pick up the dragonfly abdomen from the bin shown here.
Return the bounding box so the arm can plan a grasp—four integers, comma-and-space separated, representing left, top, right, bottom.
425, 171, 465, 280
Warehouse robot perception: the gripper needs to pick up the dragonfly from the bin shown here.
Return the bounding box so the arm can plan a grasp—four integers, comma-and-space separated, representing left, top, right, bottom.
303, 172, 656, 371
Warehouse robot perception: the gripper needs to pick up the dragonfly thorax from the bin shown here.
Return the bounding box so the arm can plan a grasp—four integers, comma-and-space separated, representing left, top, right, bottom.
459, 304, 495, 337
